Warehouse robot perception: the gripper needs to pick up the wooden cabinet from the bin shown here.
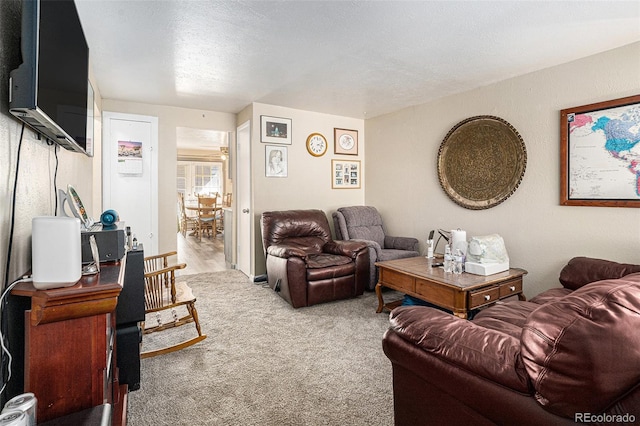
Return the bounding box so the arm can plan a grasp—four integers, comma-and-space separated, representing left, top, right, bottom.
9, 259, 127, 424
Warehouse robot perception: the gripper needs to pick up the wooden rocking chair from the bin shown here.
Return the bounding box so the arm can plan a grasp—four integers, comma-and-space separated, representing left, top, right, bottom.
141, 251, 206, 358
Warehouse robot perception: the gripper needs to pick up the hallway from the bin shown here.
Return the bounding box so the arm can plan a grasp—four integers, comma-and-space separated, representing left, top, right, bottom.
176, 232, 228, 275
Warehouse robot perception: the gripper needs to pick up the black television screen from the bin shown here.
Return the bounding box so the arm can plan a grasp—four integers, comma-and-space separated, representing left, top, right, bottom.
9, 0, 91, 155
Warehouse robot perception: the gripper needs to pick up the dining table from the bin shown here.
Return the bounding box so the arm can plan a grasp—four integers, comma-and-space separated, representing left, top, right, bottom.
185, 205, 222, 237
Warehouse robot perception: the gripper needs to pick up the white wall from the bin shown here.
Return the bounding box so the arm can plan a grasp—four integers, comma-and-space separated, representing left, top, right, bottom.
0, 1, 101, 284
249, 103, 365, 275
101, 100, 236, 254
365, 42, 640, 298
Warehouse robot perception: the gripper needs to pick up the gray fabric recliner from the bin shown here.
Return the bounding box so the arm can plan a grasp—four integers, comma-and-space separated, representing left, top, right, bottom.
332, 206, 420, 291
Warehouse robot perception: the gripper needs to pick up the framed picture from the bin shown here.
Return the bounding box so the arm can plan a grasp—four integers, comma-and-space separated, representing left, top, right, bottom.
265, 145, 288, 178
332, 159, 361, 189
261, 115, 292, 144
560, 94, 640, 207
334, 128, 358, 155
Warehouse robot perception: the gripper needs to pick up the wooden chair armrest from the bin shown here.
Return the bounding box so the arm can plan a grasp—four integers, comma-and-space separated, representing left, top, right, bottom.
144, 251, 180, 271
144, 251, 178, 262
143, 263, 186, 278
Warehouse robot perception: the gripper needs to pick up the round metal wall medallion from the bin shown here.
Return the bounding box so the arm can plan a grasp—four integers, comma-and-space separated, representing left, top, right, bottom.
437, 116, 527, 210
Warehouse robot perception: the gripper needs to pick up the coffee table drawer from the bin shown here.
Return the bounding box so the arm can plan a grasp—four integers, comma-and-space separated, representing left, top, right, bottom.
380, 268, 415, 293
469, 286, 500, 308
499, 280, 522, 297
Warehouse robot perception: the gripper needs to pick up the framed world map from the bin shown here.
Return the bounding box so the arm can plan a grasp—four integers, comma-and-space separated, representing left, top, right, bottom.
560, 94, 640, 207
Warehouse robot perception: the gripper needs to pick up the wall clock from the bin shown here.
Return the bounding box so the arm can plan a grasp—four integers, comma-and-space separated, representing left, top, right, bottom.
306, 133, 328, 157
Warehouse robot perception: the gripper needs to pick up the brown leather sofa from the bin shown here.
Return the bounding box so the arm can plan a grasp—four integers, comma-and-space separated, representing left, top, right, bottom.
260, 209, 369, 308
382, 257, 640, 425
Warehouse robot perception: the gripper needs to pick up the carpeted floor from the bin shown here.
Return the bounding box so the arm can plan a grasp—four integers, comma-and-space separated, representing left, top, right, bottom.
127, 270, 401, 425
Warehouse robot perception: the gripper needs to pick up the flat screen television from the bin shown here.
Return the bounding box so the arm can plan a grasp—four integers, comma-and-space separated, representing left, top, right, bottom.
9, 0, 92, 156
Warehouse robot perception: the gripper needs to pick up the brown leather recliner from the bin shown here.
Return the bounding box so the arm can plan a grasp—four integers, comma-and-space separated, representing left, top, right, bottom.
260, 209, 369, 308
382, 257, 640, 425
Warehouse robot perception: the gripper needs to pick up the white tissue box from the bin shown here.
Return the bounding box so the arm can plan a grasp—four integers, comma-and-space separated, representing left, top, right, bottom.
464, 261, 509, 276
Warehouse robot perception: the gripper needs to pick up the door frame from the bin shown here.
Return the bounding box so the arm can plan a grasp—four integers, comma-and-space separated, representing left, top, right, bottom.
236, 120, 252, 279
102, 111, 158, 255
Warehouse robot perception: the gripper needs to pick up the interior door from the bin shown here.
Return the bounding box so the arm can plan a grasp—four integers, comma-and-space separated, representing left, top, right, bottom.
103, 112, 158, 255
236, 121, 252, 278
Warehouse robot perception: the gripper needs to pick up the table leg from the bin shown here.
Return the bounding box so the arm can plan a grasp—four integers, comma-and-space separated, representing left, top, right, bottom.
453, 311, 468, 319
375, 283, 385, 313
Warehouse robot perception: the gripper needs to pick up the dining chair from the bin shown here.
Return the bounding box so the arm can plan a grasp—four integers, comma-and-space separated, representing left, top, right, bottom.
223, 193, 232, 207
177, 192, 198, 237
196, 195, 218, 240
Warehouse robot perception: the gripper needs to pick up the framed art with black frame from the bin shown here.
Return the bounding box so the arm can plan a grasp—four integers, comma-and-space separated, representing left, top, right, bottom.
261, 116, 292, 144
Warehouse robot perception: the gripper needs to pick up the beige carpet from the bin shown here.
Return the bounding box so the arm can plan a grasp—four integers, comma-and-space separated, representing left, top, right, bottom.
127, 270, 400, 425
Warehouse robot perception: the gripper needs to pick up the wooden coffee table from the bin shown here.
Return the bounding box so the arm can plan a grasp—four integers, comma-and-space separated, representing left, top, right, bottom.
375, 256, 527, 318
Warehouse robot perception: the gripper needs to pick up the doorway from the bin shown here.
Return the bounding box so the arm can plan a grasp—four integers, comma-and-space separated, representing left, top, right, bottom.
175, 127, 231, 274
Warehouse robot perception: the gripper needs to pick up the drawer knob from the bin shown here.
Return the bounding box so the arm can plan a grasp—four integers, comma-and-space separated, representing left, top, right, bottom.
509, 286, 516, 292
484, 295, 491, 301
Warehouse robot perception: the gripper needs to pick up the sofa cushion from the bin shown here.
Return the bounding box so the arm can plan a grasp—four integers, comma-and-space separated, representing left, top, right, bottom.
305, 253, 352, 269
390, 306, 530, 392
558, 256, 640, 290
521, 272, 640, 417
528, 288, 572, 305
472, 300, 542, 339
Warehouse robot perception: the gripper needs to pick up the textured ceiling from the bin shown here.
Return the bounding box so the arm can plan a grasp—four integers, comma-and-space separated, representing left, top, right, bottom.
75, 0, 640, 147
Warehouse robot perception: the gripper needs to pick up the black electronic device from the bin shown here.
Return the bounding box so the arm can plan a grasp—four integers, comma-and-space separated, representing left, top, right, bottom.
116, 325, 142, 391
9, 0, 92, 155
116, 246, 145, 325
81, 222, 126, 263
116, 245, 145, 391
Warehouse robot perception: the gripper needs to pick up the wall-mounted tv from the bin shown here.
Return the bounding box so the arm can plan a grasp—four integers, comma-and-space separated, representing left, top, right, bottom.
9, 0, 92, 156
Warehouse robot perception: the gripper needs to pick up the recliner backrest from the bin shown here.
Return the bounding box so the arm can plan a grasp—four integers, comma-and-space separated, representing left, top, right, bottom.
337, 206, 386, 247
261, 209, 332, 255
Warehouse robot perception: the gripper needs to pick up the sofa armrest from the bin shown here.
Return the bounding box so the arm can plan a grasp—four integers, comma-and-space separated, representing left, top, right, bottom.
323, 240, 368, 258
382, 330, 575, 425
389, 306, 530, 392
384, 235, 419, 251
559, 257, 640, 290
266, 244, 307, 259
346, 238, 382, 259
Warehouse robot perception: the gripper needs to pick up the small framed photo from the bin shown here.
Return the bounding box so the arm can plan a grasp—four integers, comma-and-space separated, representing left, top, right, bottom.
334, 128, 358, 155
261, 115, 292, 144
332, 159, 361, 189
265, 145, 288, 178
